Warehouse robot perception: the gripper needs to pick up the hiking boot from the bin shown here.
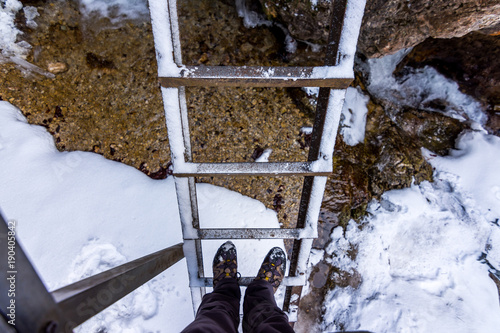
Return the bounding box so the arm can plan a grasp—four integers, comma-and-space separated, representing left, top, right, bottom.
213, 241, 239, 288
255, 247, 286, 293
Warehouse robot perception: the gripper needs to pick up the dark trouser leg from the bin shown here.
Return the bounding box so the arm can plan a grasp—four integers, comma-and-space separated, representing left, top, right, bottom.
242, 280, 294, 333
181, 279, 241, 333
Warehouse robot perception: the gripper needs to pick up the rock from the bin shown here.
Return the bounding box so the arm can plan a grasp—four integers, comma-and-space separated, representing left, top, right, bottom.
392, 108, 466, 156
256, 0, 500, 58
324, 98, 446, 225
259, 0, 331, 47
47, 61, 68, 74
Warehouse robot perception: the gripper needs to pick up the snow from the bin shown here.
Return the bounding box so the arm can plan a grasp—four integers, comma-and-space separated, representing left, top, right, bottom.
340, 86, 369, 146
367, 48, 487, 125
300, 126, 313, 135
23, 6, 39, 29
317, 50, 500, 332
149, 1, 181, 77
321, 128, 500, 332
337, 0, 367, 70
0, 0, 31, 59
78, 0, 149, 24
234, 0, 271, 29
0, 101, 284, 331
255, 149, 273, 162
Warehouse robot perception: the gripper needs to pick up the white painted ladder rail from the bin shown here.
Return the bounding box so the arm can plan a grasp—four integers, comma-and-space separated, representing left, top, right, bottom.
148, 0, 366, 323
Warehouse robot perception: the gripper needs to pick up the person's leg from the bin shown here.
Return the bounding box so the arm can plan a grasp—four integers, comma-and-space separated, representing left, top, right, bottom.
182, 241, 241, 333
181, 278, 241, 333
242, 247, 294, 333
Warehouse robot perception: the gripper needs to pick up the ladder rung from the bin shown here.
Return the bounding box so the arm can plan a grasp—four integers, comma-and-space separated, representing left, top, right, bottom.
174, 161, 332, 177
159, 66, 353, 88
188, 228, 317, 240
191, 275, 306, 288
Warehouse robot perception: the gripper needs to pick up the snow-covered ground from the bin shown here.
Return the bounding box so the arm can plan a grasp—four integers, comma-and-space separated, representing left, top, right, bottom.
322, 129, 500, 332
1, 0, 500, 332
0, 101, 284, 332
317, 52, 500, 332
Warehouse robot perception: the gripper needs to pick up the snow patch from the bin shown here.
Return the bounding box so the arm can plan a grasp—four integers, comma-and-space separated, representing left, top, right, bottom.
0, 101, 286, 332
340, 86, 369, 146
367, 49, 487, 125
255, 148, 273, 162
0, 0, 31, 58
78, 0, 149, 24
322, 129, 500, 332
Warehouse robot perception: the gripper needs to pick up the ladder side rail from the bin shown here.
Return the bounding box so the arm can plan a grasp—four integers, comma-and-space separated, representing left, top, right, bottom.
169, 0, 206, 301
153, 0, 204, 300
283, 0, 351, 314
164, 0, 208, 312
167, 0, 183, 65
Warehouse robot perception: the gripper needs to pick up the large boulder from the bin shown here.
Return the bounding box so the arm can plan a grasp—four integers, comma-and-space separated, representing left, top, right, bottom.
257, 0, 500, 57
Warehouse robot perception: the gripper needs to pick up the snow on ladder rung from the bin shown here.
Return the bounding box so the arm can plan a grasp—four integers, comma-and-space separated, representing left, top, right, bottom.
187, 227, 317, 240
159, 65, 353, 88
173, 161, 333, 177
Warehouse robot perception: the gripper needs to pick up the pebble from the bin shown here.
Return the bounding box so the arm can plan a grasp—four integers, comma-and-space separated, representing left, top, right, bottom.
47, 62, 68, 74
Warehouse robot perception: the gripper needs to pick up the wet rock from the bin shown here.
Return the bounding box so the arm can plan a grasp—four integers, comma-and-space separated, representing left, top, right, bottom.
259, 0, 331, 47
365, 103, 434, 197
323, 98, 442, 225
178, 0, 280, 66
392, 108, 465, 155
256, 0, 500, 58
329, 268, 362, 289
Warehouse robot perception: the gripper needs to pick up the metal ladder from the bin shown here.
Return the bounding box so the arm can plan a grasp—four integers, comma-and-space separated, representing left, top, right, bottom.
0, 1, 366, 331
149, 0, 366, 321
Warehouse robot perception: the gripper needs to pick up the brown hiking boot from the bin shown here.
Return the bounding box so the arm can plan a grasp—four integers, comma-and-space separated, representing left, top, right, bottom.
212, 241, 239, 288
255, 247, 286, 293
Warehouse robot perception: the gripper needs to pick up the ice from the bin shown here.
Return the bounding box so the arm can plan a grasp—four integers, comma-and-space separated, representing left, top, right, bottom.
8, 55, 55, 78
78, 0, 149, 24
340, 86, 369, 146
234, 0, 271, 29
23, 6, 39, 29
367, 49, 487, 125
0, 0, 31, 58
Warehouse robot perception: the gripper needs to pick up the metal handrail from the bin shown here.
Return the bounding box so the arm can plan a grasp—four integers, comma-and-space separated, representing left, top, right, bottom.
0, 213, 184, 332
